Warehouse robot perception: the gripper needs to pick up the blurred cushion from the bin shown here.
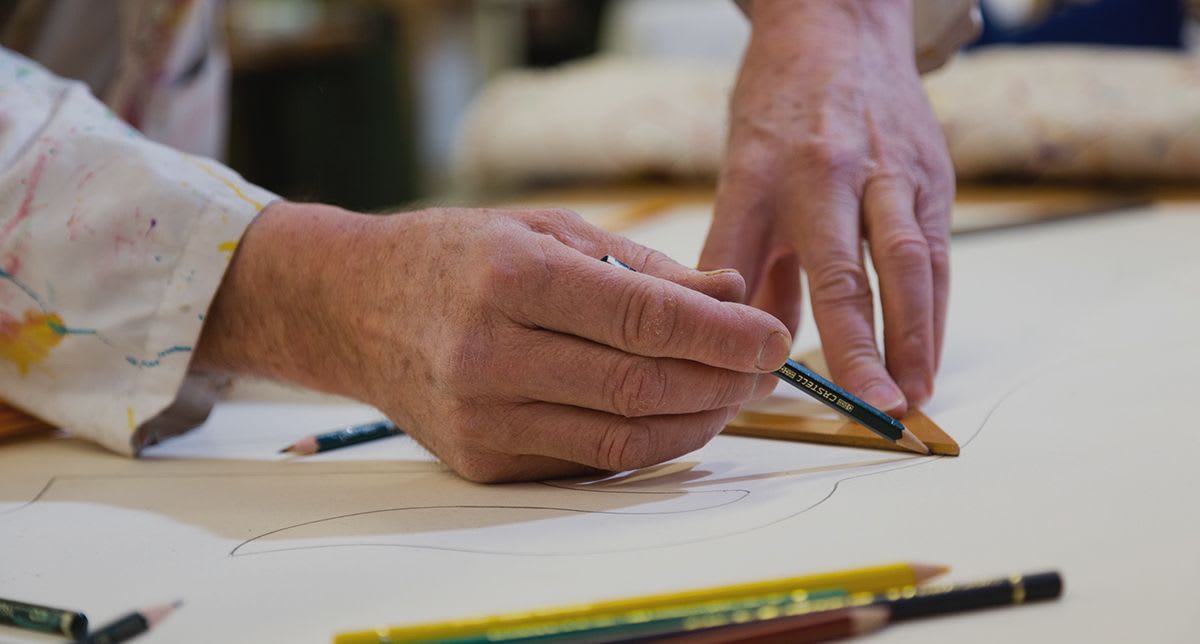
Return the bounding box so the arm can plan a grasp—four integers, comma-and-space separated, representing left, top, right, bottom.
455, 47, 1200, 188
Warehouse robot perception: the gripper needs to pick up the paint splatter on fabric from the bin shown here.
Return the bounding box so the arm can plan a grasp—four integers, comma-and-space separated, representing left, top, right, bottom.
0, 48, 277, 454
0, 310, 64, 374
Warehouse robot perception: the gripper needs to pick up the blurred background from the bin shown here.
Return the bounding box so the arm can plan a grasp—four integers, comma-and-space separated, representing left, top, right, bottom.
221, 0, 1200, 212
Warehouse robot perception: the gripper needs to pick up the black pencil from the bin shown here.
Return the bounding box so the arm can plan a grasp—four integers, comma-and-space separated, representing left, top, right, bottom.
774, 358, 929, 454
600, 256, 929, 455
85, 600, 181, 644
611, 571, 1063, 644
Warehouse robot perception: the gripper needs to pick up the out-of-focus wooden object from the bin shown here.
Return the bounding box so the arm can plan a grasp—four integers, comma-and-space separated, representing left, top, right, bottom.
725, 350, 959, 456
0, 402, 54, 444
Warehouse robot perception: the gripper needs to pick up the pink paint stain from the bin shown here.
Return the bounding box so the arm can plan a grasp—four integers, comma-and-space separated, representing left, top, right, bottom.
0, 152, 48, 276
2, 153, 47, 240
113, 233, 136, 253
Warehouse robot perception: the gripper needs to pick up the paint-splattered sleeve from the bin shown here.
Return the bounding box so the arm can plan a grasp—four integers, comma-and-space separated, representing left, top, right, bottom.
0, 49, 277, 455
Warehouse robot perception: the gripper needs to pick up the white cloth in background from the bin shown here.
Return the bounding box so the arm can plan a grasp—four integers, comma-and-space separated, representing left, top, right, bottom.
456, 48, 1200, 186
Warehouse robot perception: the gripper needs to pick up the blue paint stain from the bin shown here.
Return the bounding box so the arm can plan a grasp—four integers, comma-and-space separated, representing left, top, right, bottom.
46, 321, 96, 336
0, 269, 46, 309
126, 345, 193, 368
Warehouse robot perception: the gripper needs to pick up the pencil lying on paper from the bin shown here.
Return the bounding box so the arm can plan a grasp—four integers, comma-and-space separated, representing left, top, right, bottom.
0, 596, 88, 639
85, 600, 181, 644
618, 571, 1063, 644
599, 255, 929, 455
334, 562, 948, 644
279, 420, 403, 455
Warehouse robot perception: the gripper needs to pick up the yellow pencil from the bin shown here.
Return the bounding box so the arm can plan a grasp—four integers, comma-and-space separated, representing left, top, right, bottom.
335, 562, 947, 644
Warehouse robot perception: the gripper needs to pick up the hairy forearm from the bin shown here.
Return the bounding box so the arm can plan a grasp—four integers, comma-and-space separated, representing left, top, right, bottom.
193, 202, 375, 398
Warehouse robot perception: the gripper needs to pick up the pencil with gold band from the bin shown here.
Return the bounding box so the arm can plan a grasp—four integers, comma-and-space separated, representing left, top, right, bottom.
600, 255, 928, 455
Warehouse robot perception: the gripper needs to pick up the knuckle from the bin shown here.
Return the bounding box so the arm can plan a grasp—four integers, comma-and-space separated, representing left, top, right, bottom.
610, 357, 668, 417
927, 237, 950, 274
477, 253, 527, 299
595, 420, 652, 471
799, 139, 864, 178
706, 373, 754, 410
618, 280, 680, 355
807, 257, 871, 309
878, 232, 931, 269
524, 208, 585, 237
520, 209, 585, 244
438, 333, 493, 390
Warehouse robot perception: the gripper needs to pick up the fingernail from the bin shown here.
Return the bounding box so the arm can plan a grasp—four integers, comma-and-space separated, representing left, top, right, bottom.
703, 268, 741, 277
862, 383, 906, 414
755, 331, 790, 371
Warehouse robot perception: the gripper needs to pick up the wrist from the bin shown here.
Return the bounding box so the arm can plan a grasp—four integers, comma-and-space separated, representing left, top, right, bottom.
194, 201, 377, 398
748, 0, 914, 55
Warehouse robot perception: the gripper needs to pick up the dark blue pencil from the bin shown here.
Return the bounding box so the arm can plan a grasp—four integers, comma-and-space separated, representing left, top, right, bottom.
279, 420, 403, 455
600, 256, 929, 455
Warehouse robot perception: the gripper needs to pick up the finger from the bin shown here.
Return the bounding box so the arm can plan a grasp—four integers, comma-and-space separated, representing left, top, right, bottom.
863, 177, 935, 408
494, 401, 739, 472
522, 208, 748, 303
799, 186, 906, 415
497, 329, 776, 417
915, 182, 952, 372
700, 152, 777, 297
508, 233, 792, 373
748, 244, 803, 336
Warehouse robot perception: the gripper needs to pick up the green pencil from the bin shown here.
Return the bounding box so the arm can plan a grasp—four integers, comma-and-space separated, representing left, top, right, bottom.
0, 596, 88, 640
435, 589, 848, 644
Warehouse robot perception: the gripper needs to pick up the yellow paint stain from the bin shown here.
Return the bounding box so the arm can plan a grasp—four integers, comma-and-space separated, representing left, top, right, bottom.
191, 160, 264, 210
0, 310, 65, 375
217, 240, 238, 253
127, 407, 137, 431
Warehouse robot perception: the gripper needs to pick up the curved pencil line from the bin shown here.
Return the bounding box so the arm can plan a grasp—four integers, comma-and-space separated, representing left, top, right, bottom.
229, 494, 749, 557
3, 369, 1044, 557
0, 476, 56, 517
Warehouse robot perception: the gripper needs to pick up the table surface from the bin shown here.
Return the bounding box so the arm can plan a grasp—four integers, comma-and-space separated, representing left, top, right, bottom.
2, 188, 1199, 643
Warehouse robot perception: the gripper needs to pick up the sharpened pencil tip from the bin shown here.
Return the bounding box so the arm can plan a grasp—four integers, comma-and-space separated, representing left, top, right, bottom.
896, 429, 931, 455
910, 562, 951, 583
278, 446, 292, 454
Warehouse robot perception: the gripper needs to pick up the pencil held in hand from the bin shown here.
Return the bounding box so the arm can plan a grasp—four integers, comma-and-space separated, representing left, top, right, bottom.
600, 256, 929, 455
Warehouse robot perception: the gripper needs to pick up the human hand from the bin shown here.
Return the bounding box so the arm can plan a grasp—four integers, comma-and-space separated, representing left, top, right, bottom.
198, 203, 790, 482
702, 0, 954, 416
